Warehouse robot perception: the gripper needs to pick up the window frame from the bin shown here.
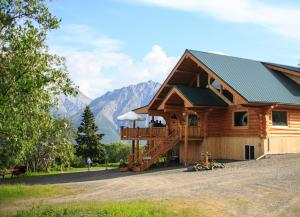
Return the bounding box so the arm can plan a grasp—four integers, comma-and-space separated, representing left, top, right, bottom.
232, 110, 249, 129
271, 110, 288, 127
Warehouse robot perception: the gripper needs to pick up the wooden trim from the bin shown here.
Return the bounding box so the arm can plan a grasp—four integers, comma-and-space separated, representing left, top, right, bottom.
148, 51, 189, 110
265, 64, 300, 77
176, 70, 198, 74
208, 84, 233, 105
157, 87, 193, 110
184, 114, 189, 164
133, 105, 149, 114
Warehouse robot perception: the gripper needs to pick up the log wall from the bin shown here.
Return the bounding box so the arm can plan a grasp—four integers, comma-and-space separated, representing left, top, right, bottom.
179, 137, 264, 163
206, 108, 261, 137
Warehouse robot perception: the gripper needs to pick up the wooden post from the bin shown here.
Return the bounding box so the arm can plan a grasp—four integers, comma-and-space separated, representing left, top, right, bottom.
203, 112, 208, 138
184, 114, 189, 165
120, 126, 124, 139
165, 125, 169, 137
132, 120, 136, 162
136, 139, 140, 162
196, 73, 200, 87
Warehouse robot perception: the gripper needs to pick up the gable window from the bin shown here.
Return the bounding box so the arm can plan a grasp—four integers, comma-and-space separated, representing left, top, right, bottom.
272, 111, 287, 126
234, 111, 248, 127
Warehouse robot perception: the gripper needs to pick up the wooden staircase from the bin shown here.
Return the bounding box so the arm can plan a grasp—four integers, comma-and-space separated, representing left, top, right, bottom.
138, 129, 181, 171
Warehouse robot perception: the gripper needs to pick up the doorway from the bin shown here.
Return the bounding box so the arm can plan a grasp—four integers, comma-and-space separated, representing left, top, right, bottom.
245, 145, 255, 160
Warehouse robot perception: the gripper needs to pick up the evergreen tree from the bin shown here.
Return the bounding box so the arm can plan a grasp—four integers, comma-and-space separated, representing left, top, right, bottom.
75, 106, 106, 163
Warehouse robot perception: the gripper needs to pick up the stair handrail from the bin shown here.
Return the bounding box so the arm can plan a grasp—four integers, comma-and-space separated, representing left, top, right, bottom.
139, 127, 181, 169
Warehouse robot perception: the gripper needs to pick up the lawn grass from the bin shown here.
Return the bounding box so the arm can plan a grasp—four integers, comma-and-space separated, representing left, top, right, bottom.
6, 201, 177, 217
3, 199, 226, 217
0, 184, 77, 204
1, 163, 119, 179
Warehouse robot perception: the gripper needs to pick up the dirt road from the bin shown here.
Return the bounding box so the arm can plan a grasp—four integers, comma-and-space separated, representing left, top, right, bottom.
2, 154, 300, 217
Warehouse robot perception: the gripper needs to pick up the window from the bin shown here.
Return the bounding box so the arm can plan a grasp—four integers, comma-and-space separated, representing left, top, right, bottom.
188, 114, 198, 126
272, 111, 287, 126
211, 80, 221, 90
234, 111, 248, 127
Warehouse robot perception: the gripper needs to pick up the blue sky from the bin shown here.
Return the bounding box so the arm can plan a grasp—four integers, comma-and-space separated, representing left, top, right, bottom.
47, 0, 300, 98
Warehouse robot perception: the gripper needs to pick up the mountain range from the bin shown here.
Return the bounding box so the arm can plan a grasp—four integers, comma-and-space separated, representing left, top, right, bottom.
52, 81, 161, 143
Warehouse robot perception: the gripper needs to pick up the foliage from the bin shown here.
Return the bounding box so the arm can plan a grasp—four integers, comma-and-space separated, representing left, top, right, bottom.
105, 142, 130, 163
132, 162, 141, 167
0, 0, 77, 169
210, 160, 225, 169
8, 201, 176, 217
119, 162, 128, 168
75, 106, 106, 163
193, 160, 225, 171
0, 184, 76, 203
24, 118, 76, 172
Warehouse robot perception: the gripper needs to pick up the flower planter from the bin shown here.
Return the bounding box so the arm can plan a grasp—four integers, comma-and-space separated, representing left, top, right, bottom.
119, 167, 129, 172
131, 166, 141, 172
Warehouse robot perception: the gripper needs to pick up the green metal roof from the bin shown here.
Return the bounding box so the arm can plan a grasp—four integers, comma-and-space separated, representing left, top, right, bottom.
187, 50, 300, 105
174, 85, 227, 107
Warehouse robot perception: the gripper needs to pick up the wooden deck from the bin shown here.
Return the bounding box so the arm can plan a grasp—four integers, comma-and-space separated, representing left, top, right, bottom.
120, 126, 202, 140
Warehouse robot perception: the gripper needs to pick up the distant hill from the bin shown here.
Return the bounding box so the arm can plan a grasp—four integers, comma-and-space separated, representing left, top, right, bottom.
53, 81, 161, 143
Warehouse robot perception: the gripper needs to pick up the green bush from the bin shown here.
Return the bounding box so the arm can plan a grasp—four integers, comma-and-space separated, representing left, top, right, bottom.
70, 156, 86, 168
105, 143, 130, 163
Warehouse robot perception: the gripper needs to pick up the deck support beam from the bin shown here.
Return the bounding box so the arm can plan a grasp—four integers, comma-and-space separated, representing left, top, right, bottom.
132, 120, 136, 162
184, 114, 189, 165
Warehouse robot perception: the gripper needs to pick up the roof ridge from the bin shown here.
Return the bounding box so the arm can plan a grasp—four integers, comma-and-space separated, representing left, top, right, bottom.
187, 49, 298, 69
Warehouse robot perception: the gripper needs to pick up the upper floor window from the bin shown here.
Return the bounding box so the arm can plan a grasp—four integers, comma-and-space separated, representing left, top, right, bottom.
188, 114, 198, 126
272, 111, 287, 126
234, 111, 248, 127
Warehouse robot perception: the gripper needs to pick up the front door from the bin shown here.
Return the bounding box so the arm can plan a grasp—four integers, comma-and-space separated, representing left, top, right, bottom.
245, 145, 255, 160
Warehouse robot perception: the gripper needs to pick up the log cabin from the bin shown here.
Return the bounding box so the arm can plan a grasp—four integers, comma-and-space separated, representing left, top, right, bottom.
120, 49, 300, 171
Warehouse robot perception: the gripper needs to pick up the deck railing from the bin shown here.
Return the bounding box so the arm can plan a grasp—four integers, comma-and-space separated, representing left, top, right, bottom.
185, 126, 202, 138
121, 125, 202, 140
121, 127, 166, 140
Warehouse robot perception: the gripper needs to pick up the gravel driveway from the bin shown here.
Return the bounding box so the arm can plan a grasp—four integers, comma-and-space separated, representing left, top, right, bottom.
2, 154, 300, 217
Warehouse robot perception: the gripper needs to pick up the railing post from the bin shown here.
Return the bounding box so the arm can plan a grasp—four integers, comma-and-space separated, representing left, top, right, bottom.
165, 125, 168, 138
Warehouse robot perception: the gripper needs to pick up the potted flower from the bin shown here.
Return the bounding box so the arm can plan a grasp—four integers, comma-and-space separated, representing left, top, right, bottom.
131, 162, 142, 172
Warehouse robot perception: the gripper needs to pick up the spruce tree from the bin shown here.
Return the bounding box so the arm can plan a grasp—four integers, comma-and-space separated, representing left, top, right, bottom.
75, 106, 106, 163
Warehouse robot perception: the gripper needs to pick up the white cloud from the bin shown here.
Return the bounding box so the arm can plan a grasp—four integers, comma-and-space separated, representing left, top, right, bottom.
132, 0, 300, 38
49, 25, 178, 98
